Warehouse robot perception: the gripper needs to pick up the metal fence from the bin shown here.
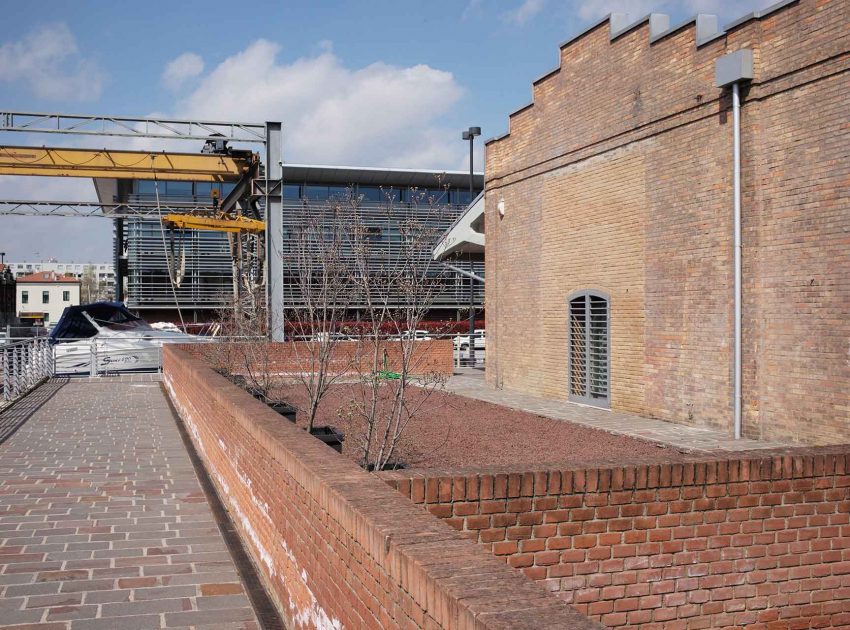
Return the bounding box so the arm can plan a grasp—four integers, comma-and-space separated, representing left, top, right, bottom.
0, 331, 483, 405
1, 338, 53, 403
448, 332, 485, 370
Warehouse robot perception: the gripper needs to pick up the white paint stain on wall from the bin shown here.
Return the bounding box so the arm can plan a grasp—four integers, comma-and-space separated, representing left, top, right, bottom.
163, 373, 343, 630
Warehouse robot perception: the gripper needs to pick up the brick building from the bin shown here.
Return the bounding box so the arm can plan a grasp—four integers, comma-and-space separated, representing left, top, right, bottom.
484, 0, 849, 444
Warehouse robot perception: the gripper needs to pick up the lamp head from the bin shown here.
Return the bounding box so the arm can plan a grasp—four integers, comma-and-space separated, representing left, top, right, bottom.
462, 131, 470, 140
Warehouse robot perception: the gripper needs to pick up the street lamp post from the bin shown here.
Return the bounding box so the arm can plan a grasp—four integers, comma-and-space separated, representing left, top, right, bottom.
462, 126, 480, 366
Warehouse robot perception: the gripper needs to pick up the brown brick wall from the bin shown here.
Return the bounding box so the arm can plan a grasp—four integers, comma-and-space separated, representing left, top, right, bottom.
485, 0, 850, 441
162, 346, 600, 630
384, 450, 850, 629
178, 338, 454, 377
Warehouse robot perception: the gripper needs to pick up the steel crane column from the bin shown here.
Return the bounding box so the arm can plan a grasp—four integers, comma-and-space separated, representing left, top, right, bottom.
264, 122, 284, 341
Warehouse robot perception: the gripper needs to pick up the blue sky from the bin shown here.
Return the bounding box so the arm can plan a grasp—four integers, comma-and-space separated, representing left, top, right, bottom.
1, 0, 774, 261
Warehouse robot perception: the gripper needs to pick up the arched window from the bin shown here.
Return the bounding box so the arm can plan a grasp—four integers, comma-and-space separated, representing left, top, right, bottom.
568, 291, 609, 407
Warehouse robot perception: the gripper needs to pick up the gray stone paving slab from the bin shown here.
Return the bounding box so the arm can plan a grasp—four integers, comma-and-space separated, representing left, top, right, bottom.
445, 369, 791, 453
0, 378, 260, 629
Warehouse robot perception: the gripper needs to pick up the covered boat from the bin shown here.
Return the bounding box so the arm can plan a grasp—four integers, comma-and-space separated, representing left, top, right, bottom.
50, 302, 205, 374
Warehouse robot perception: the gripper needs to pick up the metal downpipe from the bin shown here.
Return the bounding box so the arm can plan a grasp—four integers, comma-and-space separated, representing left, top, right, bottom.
732, 82, 742, 440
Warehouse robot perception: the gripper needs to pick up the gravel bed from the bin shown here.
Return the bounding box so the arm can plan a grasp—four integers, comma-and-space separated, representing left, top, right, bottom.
268, 382, 685, 471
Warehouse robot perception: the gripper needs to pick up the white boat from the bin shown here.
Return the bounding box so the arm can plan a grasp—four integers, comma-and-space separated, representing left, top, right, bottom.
50, 302, 207, 374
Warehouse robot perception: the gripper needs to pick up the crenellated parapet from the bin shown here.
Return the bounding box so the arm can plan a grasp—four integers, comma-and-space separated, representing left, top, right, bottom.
485, 0, 810, 155
484, 0, 850, 185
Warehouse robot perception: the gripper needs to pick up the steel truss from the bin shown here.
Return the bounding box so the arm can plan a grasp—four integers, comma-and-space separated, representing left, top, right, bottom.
1, 110, 282, 329
0, 200, 215, 219
0, 111, 266, 144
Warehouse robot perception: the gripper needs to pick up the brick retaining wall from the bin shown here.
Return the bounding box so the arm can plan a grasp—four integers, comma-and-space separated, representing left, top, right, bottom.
382, 452, 850, 629
178, 338, 453, 377
162, 346, 599, 630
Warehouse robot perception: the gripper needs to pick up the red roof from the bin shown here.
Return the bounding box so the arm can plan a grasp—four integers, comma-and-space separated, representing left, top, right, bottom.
16, 271, 80, 284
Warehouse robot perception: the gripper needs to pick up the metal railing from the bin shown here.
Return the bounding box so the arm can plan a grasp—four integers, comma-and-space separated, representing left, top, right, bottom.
0, 332, 483, 395
1, 338, 53, 403
450, 332, 486, 369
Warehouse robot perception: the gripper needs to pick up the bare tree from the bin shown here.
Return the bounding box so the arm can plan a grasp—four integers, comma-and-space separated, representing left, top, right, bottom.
338, 185, 452, 471
80, 265, 102, 303
207, 293, 275, 399
283, 198, 356, 431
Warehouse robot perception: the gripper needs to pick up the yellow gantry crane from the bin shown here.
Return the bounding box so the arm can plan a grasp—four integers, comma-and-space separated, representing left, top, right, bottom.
162, 214, 265, 233
0, 111, 274, 321
0, 145, 250, 181
0, 143, 266, 231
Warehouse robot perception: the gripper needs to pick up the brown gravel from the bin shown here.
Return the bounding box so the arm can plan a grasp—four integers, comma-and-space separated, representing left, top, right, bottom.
269, 382, 685, 471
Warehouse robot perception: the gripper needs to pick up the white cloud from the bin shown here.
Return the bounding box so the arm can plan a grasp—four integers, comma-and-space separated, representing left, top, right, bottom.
0, 23, 104, 102
576, 0, 779, 23
0, 39, 475, 263
175, 40, 468, 169
162, 52, 205, 90
462, 0, 484, 21
502, 0, 546, 25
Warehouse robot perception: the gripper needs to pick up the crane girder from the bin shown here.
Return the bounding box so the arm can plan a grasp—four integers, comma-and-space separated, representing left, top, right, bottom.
162, 214, 266, 233
0, 145, 253, 181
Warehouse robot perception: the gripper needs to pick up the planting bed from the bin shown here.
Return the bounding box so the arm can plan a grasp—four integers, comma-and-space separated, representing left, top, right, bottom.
269, 383, 685, 469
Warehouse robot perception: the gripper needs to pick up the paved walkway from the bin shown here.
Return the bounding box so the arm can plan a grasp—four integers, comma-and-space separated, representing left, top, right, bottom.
0, 377, 261, 630
446, 370, 790, 453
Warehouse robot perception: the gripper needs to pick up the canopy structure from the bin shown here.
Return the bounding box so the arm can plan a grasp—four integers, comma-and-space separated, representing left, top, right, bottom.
432, 192, 485, 261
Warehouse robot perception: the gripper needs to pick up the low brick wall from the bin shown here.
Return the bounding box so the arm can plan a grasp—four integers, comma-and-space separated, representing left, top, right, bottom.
382, 453, 850, 629
179, 338, 453, 377
162, 346, 599, 630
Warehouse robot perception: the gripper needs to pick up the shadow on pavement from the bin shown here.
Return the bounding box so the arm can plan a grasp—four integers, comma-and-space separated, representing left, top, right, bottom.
0, 379, 69, 445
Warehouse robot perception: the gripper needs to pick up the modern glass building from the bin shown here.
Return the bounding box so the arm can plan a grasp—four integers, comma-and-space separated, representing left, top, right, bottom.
116, 180, 238, 322
277, 165, 483, 319
99, 165, 483, 324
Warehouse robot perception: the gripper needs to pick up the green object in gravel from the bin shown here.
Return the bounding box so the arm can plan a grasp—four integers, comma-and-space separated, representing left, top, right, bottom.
376, 349, 401, 380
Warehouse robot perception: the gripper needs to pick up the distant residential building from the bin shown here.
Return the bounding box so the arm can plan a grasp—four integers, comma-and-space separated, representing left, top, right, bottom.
15, 271, 80, 327
5, 262, 114, 302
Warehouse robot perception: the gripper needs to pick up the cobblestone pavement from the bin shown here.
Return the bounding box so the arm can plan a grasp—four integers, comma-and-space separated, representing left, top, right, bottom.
0, 377, 260, 629
446, 370, 791, 453
0, 381, 68, 446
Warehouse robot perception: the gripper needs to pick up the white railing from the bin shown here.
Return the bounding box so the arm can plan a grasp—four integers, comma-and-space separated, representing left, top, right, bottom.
0, 331, 484, 390
1, 338, 53, 403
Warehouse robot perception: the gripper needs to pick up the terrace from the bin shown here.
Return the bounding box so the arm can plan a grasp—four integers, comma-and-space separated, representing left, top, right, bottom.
0, 341, 847, 629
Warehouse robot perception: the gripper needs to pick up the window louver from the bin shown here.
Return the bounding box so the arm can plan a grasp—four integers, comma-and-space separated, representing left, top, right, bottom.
569, 293, 609, 407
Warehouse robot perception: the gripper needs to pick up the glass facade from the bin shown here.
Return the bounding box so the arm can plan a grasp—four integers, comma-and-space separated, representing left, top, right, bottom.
132, 180, 237, 202
281, 183, 473, 207
278, 185, 484, 310
123, 219, 233, 309
122, 180, 243, 311
119, 175, 483, 316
